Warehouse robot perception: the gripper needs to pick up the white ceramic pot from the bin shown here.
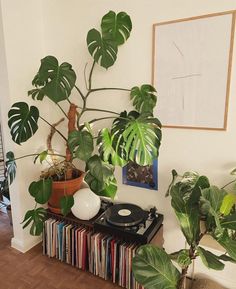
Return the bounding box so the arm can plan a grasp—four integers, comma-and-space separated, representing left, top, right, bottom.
71, 188, 101, 220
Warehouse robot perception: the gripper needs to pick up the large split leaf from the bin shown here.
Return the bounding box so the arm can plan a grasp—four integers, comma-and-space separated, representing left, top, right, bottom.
97, 128, 127, 166
29, 179, 52, 204
101, 11, 132, 45
130, 85, 157, 114
60, 195, 74, 216
29, 56, 76, 103
84, 155, 117, 198
132, 245, 180, 289
87, 29, 118, 69
5, 151, 16, 185
22, 207, 46, 236
197, 246, 224, 270
68, 130, 94, 161
8, 102, 39, 145
111, 111, 162, 166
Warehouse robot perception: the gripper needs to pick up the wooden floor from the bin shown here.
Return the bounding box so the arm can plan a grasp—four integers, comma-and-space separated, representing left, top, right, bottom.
0, 211, 121, 289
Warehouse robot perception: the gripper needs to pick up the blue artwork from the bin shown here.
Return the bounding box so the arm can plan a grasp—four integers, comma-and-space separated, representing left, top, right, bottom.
122, 159, 158, 190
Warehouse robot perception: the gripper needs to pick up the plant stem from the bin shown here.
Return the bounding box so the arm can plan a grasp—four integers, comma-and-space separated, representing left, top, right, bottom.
88, 116, 117, 124
56, 103, 69, 119
10, 153, 66, 162
221, 179, 236, 189
85, 107, 120, 115
90, 87, 131, 93
74, 85, 86, 101
39, 116, 67, 142
84, 63, 89, 90
88, 61, 96, 90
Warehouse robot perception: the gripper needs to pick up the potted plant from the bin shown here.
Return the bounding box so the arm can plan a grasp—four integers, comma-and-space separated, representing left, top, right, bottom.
5, 11, 162, 236
132, 170, 236, 289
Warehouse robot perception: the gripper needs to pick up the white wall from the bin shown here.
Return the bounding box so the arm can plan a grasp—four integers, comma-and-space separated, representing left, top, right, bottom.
0, 0, 236, 286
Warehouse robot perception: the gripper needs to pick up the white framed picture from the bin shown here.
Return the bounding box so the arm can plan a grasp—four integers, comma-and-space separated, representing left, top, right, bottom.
152, 11, 236, 130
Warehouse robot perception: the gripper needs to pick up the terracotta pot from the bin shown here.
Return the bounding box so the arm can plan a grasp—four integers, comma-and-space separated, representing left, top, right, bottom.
48, 173, 84, 214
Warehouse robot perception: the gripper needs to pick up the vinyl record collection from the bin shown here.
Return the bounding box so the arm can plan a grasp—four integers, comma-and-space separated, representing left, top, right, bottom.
43, 218, 144, 289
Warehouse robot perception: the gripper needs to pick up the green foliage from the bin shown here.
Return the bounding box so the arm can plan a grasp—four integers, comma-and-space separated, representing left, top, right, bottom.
221, 213, 236, 230
197, 247, 224, 270
132, 245, 180, 289
6, 151, 16, 185
34, 150, 48, 164
130, 85, 157, 114
112, 111, 161, 166
29, 56, 76, 103
87, 11, 132, 68
8, 102, 39, 145
68, 130, 94, 161
29, 179, 52, 204
220, 193, 236, 216
85, 155, 117, 199
217, 234, 236, 261
97, 128, 127, 166
60, 195, 74, 216
22, 207, 46, 236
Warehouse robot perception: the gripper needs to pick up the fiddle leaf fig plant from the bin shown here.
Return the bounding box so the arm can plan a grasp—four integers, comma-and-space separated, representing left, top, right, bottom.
133, 169, 236, 289
5, 10, 162, 236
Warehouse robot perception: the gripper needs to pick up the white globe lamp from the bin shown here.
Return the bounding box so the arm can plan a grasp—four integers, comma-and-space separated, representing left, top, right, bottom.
71, 188, 101, 220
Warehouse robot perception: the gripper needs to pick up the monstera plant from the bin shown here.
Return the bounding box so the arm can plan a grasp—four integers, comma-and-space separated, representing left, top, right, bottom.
132, 170, 236, 289
5, 11, 162, 235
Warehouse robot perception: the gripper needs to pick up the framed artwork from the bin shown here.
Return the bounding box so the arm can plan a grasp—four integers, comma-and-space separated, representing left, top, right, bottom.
152, 11, 236, 130
122, 159, 158, 190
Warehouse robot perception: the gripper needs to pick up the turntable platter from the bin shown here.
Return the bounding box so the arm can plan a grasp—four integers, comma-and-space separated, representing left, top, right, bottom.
105, 203, 148, 227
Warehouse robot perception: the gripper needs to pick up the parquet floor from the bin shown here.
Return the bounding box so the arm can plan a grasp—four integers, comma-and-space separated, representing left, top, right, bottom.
0, 211, 120, 289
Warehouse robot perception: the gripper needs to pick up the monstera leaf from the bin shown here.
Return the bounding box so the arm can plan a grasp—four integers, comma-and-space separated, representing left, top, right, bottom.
68, 130, 94, 161
87, 29, 118, 69
111, 111, 162, 166
22, 207, 46, 236
130, 85, 157, 113
101, 11, 132, 45
132, 245, 180, 289
5, 151, 16, 185
87, 11, 131, 68
8, 102, 39, 145
29, 56, 76, 103
97, 128, 127, 166
84, 155, 117, 198
29, 179, 52, 204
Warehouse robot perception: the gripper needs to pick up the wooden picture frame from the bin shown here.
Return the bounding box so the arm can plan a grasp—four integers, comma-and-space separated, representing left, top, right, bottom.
152, 11, 236, 130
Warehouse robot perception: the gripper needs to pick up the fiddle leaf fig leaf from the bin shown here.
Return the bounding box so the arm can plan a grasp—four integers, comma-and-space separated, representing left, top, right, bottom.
197, 247, 225, 270
166, 169, 178, 197
202, 186, 227, 212
8, 102, 39, 145
112, 111, 162, 166
101, 11, 132, 45
97, 128, 127, 167
21, 207, 46, 236
84, 155, 117, 198
170, 185, 200, 245
87, 28, 118, 69
29, 179, 52, 204
60, 195, 74, 216
68, 130, 94, 161
6, 151, 16, 185
132, 245, 180, 289
29, 56, 76, 103
216, 234, 236, 261
130, 85, 157, 114
220, 194, 236, 216
221, 213, 236, 230
219, 254, 236, 263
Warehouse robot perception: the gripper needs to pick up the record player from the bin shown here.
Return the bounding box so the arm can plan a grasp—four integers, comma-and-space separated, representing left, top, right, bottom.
94, 202, 163, 244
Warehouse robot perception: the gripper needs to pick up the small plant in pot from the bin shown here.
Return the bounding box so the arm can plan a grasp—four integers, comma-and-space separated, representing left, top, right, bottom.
5, 11, 162, 236
132, 170, 236, 289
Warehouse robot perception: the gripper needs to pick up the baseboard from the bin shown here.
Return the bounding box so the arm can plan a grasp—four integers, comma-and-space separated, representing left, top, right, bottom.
11, 236, 42, 253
